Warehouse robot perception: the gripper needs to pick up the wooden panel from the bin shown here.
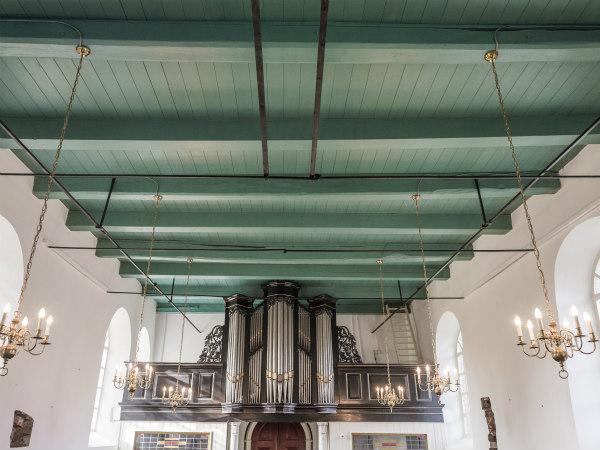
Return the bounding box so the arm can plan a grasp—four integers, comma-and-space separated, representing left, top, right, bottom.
346, 373, 362, 400
198, 373, 215, 399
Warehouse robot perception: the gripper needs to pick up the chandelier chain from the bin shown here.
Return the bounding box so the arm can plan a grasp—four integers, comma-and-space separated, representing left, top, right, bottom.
135, 193, 162, 362
176, 257, 193, 381
17, 50, 87, 313
377, 259, 392, 386
488, 55, 554, 323
412, 193, 437, 363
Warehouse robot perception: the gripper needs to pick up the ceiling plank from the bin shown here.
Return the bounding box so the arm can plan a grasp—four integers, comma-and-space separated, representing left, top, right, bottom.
65, 210, 512, 235
118, 261, 450, 281
3, 115, 597, 152
2, 21, 600, 63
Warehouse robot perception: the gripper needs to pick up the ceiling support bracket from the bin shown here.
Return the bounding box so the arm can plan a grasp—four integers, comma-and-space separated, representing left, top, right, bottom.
97, 177, 116, 229
474, 179, 490, 228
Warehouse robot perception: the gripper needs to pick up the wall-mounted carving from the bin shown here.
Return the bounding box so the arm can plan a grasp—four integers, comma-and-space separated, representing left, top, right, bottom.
481, 396, 498, 449
337, 326, 362, 364
198, 325, 223, 363
10, 410, 33, 448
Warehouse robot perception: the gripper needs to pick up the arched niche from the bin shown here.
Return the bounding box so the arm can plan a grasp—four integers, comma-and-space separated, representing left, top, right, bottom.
88, 307, 131, 447
555, 216, 600, 450
436, 311, 472, 450
0, 214, 23, 308
137, 326, 151, 361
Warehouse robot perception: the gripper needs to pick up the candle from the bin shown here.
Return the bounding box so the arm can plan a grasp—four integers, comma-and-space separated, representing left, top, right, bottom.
416, 366, 421, 380
0, 303, 10, 329
514, 316, 523, 338
181, 387, 186, 397
526, 320, 535, 340
44, 315, 53, 336
571, 305, 581, 331
534, 308, 544, 331
425, 364, 431, 378
162, 386, 166, 398
21, 316, 28, 329
584, 312, 594, 335
36, 307, 46, 333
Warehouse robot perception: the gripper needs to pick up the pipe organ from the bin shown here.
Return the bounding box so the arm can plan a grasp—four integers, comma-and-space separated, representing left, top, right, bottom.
221, 281, 338, 413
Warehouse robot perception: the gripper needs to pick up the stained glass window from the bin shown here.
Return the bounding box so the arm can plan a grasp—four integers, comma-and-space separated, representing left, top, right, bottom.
134, 432, 210, 450
352, 433, 428, 450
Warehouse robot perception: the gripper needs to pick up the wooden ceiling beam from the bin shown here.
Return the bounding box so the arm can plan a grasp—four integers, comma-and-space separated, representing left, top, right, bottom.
116, 282, 428, 300
1, 21, 600, 63
3, 115, 597, 152
66, 210, 511, 235
118, 260, 451, 282
36, 176, 560, 201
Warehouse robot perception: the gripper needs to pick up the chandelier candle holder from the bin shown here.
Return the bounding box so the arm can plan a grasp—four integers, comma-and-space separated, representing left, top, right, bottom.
374, 259, 406, 411
162, 384, 191, 410
514, 306, 598, 379
0, 44, 89, 378
485, 47, 599, 378
416, 364, 459, 397
411, 193, 459, 400
375, 384, 405, 412
0, 305, 53, 376
113, 363, 153, 398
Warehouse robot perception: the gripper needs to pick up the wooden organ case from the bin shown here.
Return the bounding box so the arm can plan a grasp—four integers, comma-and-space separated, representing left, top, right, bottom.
222, 281, 338, 414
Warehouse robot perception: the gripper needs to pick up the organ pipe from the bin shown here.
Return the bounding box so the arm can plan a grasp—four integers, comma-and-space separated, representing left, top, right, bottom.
224, 295, 252, 405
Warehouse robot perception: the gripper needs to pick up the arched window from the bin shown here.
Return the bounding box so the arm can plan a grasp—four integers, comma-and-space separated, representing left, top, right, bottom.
137, 326, 151, 362
456, 333, 470, 438
90, 332, 110, 433
0, 214, 23, 308
437, 311, 473, 450
88, 308, 131, 447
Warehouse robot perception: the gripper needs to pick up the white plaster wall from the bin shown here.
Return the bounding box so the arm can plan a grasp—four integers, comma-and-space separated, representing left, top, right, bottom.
328, 422, 447, 450
417, 144, 600, 450
117, 421, 227, 450
153, 312, 224, 362
0, 151, 154, 450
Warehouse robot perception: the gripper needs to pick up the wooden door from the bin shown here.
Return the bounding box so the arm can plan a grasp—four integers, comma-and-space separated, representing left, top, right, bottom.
251, 423, 305, 450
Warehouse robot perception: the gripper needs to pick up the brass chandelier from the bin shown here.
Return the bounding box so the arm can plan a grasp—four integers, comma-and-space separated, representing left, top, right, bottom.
412, 194, 459, 398
374, 259, 406, 411
485, 47, 598, 379
0, 44, 90, 377
162, 257, 194, 410
113, 193, 162, 397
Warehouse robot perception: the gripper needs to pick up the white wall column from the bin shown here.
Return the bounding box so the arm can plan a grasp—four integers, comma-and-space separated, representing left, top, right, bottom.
317, 422, 329, 450
229, 422, 241, 450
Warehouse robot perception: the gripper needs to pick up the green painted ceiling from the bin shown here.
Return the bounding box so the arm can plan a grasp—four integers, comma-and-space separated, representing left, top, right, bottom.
1, 0, 599, 313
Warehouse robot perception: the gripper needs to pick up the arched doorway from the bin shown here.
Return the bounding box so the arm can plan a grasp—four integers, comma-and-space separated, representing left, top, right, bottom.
251, 423, 306, 450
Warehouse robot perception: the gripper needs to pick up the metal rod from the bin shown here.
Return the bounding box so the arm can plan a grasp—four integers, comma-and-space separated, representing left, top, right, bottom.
105, 290, 463, 301
250, 0, 270, 177
474, 179, 489, 227
371, 115, 600, 334
308, 0, 329, 178
0, 119, 202, 335
97, 177, 116, 228
4, 171, 600, 180
48, 245, 534, 253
